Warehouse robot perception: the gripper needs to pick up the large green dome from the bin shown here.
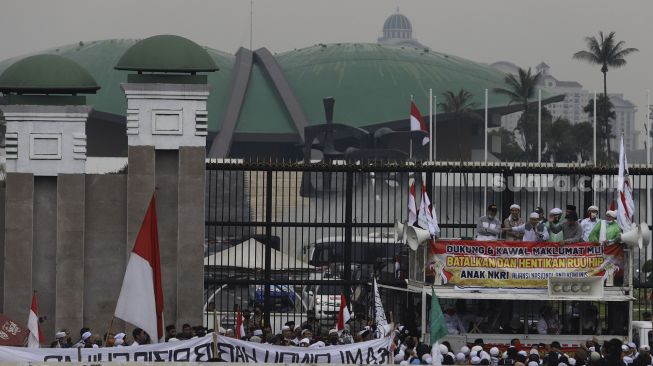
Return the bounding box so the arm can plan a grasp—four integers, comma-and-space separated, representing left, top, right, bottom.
0, 54, 99, 94
115, 35, 218, 73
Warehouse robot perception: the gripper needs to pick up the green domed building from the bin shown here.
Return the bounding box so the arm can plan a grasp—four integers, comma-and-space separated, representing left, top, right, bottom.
0, 39, 561, 160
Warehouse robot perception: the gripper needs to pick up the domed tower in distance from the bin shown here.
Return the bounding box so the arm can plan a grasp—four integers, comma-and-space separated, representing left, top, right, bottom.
377, 9, 426, 48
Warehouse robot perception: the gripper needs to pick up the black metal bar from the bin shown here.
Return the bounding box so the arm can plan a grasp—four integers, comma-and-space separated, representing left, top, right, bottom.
344, 170, 354, 305
264, 169, 273, 327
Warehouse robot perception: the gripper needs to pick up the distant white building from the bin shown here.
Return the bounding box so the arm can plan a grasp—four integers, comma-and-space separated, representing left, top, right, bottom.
491, 61, 638, 151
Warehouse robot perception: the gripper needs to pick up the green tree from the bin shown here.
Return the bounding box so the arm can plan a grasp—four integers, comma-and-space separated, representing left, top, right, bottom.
488, 128, 525, 162
493, 68, 541, 160
438, 89, 481, 159
583, 94, 616, 163
573, 31, 638, 154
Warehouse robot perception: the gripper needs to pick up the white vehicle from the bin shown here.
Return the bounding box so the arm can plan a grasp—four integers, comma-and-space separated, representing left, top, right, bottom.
303, 283, 348, 320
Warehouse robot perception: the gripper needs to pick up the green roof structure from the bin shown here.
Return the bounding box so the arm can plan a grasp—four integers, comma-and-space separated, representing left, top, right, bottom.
0, 54, 99, 94
115, 35, 218, 73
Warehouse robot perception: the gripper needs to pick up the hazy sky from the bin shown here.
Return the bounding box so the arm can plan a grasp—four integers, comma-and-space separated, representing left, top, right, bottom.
1, 0, 651, 139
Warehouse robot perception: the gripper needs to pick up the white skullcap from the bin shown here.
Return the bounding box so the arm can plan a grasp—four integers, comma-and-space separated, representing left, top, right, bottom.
281, 326, 290, 331
424, 355, 433, 364
628, 342, 636, 348
480, 351, 490, 360
81, 332, 92, 341
622, 344, 630, 352
400, 361, 409, 366
167, 338, 178, 342
114, 338, 124, 346
588, 205, 599, 211
606, 210, 617, 218
250, 335, 262, 343
510, 204, 521, 210
558, 363, 567, 366
328, 328, 338, 335
471, 345, 483, 353
55, 332, 66, 339
528, 362, 539, 366
623, 356, 633, 364
640, 345, 650, 351
394, 352, 405, 363
530, 348, 539, 355
253, 329, 263, 336
490, 347, 499, 356
588, 346, 595, 352
461, 346, 470, 355
590, 351, 601, 361
568, 357, 576, 366
300, 338, 310, 345
518, 350, 528, 356
439, 344, 448, 354
114, 332, 126, 340
529, 212, 539, 219
550, 208, 562, 215
471, 356, 481, 365
219, 327, 226, 334
470, 350, 478, 358
294, 325, 302, 331
456, 352, 465, 362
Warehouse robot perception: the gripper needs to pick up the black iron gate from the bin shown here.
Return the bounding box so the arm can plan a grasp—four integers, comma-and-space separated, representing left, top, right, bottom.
204, 160, 653, 336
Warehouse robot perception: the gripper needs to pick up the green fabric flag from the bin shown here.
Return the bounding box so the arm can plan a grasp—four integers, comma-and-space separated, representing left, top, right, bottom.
430, 287, 448, 344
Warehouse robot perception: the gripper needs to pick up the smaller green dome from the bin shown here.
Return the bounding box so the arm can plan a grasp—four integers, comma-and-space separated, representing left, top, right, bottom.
0, 54, 100, 94
115, 35, 218, 73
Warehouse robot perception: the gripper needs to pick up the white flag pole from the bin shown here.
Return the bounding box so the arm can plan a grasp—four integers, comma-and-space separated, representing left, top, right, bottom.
433, 95, 437, 162
429, 88, 433, 162
538, 89, 542, 163
484, 88, 488, 162
410, 94, 414, 160
593, 91, 597, 165
647, 89, 651, 166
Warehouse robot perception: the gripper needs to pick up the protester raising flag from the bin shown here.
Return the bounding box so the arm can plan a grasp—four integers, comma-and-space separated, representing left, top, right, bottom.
617, 135, 635, 232
410, 101, 429, 145
336, 294, 351, 334
27, 292, 43, 348
114, 194, 164, 343
430, 287, 448, 366
372, 277, 388, 334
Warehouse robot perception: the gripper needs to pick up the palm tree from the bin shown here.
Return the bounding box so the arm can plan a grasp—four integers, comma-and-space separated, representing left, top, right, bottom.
573, 31, 638, 154
438, 89, 481, 158
493, 68, 541, 159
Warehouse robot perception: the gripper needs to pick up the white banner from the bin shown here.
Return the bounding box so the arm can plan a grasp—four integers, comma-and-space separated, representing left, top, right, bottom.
0, 333, 394, 363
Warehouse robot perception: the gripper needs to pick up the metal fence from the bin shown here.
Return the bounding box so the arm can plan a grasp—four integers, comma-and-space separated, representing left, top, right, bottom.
204, 160, 653, 336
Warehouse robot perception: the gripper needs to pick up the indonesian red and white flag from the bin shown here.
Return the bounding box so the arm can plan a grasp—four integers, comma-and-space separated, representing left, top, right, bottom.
418, 180, 440, 238
236, 310, 245, 339
617, 136, 635, 234
408, 177, 418, 225
27, 292, 43, 348
115, 195, 164, 343
336, 294, 351, 334
410, 101, 429, 145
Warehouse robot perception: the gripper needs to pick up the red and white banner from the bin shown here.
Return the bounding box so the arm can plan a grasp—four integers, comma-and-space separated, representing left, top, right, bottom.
0, 333, 394, 363
114, 195, 164, 343
336, 294, 351, 333
427, 240, 624, 288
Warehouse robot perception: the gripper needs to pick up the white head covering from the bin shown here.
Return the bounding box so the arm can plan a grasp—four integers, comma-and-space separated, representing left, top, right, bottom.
528, 362, 539, 366
590, 352, 601, 362
510, 204, 521, 210
550, 208, 562, 215
529, 212, 539, 219
471, 345, 483, 353
114, 332, 126, 340
394, 351, 405, 363
606, 210, 617, 218
461, 346, 470, 355
456, 352, 465, 362
490, 347, 499, 356
167, 338, 178, 342
622, 344, 630, 352
471, 356, 481, 365
281, 326, 290, 332
114, 338, 124, 346
518, 350, 528, 357
300, 338, 310, 346
55, 332, 66, 339
568, 358, 576, 366
640, 345, 650, 352
623, 356, 633, 364
400, 361, 409, 366
253, 329, 263, 336
588, 205, 599, 212
439, 344, 448, 354
470, 350, 478, 358
558, 363, 567, 366
628, 342, 636, 348
218, 327, 226, 335
250, 335, 262, 343
81, 332, 92, 341
529, 348, 539, 355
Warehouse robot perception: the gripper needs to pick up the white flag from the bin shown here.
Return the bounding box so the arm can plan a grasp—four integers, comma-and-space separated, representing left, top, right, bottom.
617, 136, 635, 233
408, 176, 417, 225
418, 174, 440, 237
373, 277, 388, 331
